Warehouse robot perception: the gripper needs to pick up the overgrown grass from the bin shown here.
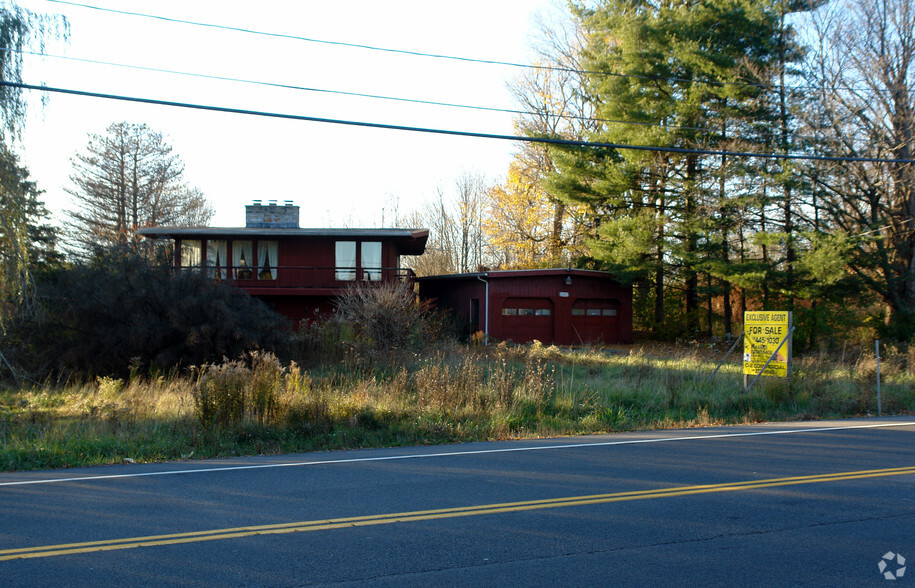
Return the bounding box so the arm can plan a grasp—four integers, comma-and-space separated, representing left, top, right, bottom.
1, 342, 912, 472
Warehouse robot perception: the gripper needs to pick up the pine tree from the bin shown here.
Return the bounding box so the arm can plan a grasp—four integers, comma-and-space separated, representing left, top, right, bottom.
64, 122, 213, 256
546, 0, 790, 336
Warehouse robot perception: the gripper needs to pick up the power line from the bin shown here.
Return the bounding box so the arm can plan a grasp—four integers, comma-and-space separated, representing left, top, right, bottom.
6, 80, 912, 164
47, 0, 547, 70
44, 0, 782, 92
48, 0, 890, 96
12, 48, 525, 116
10, 48, 811, 142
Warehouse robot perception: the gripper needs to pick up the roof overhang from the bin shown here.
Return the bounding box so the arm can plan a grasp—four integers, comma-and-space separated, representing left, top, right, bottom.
418, 268, 619, 282
137, 227, 430, 255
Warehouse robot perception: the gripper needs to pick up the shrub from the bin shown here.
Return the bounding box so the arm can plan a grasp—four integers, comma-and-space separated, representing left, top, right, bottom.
331, 280, 453, 359
3, 247, 290, 379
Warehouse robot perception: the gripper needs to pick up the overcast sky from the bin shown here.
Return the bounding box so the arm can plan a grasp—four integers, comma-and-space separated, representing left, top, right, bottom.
15, 0, 565, 228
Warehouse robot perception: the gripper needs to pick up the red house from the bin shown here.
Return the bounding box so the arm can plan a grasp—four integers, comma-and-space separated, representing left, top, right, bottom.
418, 269, 633, 345
138, 202, 428, 325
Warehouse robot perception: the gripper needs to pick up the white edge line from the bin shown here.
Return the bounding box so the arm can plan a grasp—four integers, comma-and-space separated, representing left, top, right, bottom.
2, 421, 913, 487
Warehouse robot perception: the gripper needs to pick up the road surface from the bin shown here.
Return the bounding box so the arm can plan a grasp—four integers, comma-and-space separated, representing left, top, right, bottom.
1, 418, 913, 586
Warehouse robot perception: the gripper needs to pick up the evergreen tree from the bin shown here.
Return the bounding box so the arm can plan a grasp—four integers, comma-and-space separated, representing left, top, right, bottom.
546, 0, 792, 336
0, 146, 59, 319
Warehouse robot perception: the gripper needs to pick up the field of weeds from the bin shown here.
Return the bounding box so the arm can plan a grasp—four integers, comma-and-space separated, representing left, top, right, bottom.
1, 342, 912, 471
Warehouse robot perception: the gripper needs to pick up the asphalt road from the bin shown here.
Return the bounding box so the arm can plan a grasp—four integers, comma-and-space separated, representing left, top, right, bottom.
1, 417, 913, 587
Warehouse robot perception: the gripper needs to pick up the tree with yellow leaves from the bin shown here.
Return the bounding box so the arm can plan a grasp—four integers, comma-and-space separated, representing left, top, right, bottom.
484, 153, 588, 269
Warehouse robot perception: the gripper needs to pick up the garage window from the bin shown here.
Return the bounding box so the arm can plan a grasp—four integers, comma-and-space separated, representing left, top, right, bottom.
573, 299, 621, 317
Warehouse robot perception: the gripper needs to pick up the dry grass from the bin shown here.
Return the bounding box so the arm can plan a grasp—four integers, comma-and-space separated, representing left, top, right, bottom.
1, 342, 912, 471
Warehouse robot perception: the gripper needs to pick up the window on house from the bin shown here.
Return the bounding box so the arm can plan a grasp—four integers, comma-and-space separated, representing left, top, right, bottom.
502, 308, 518, 316
535, 309, 551, 316
602, 309, 618, 317
361, 241, 382, 281
180, 240, 201, 269
233, 240, 253, 280
335, 241, 356, 281
206, 240, 227, 280
257, 240, 278, 280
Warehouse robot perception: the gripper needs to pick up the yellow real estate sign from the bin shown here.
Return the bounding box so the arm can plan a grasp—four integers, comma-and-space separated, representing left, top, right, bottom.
743, 311, 792, 378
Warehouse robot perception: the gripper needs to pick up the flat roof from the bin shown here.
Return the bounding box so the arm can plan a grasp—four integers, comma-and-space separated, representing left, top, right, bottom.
418, 268, 619, 281
138, 227, 430, 255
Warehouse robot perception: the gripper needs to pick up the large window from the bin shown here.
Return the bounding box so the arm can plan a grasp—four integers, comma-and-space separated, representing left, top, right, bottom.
180, 240, 201, 269
361, 241, 382, 281
233, 240, 253, 280
335, 241, 356, 281
206, 240, 227, 280
257, 240, 278, 280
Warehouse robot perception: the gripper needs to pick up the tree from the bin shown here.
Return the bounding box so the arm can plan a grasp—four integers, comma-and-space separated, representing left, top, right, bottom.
404, 170, 490, 276
0, 2, 68, 142
796, 0, 915, 340
543, 0, 793, 337
0, 145, 59, 320
64, 122, 213, 256
506, 9, 596, 267
0, 3, 66, 341
484, 155, 588, 268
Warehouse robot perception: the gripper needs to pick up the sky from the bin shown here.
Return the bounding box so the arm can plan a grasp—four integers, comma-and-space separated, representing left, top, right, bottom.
13, 0, 566, 228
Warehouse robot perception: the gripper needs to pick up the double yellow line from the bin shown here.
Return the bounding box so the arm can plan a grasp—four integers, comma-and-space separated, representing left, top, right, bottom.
3, 465, 914, 561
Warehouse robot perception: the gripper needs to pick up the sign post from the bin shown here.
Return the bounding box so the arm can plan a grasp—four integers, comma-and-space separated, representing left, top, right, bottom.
743, 311, 792, 391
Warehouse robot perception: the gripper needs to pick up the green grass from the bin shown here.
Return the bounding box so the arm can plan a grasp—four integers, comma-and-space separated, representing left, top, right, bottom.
1, 342, 912, 472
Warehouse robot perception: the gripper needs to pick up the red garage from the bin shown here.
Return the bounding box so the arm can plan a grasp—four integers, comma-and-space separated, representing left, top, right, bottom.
418, 269, 632, 345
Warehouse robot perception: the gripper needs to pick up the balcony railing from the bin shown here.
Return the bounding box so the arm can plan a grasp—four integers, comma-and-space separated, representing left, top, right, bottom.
176, 265, 416, 289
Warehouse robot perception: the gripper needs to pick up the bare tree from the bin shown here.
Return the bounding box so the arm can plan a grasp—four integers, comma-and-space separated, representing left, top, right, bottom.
400, 170, 490, 276
508, 8, 596, 260
798, 0, 915, 337
64, 122, 213, 256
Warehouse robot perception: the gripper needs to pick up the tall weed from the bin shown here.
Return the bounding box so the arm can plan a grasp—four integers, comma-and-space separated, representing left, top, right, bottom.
193, 351, 286, 427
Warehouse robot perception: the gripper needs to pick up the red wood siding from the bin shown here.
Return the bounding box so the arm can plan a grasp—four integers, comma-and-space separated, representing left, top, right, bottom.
418, 270, 632, 345
170, 235, 419, 326
175, 236, 412, 290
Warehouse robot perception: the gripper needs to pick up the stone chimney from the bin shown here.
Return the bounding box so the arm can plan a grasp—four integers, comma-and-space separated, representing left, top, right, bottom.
245, 200, 299, 228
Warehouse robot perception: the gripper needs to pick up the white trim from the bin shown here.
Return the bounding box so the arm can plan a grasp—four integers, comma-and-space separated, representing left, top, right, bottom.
1, 421, 912, 487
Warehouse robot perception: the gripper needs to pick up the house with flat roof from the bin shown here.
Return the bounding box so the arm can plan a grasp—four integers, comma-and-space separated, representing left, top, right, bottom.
138, 201, 428, 325
140, 202, 632, 345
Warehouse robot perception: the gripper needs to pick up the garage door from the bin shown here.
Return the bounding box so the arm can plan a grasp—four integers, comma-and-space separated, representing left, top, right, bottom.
500, 298, 554, 343
571, 298, 620, 343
